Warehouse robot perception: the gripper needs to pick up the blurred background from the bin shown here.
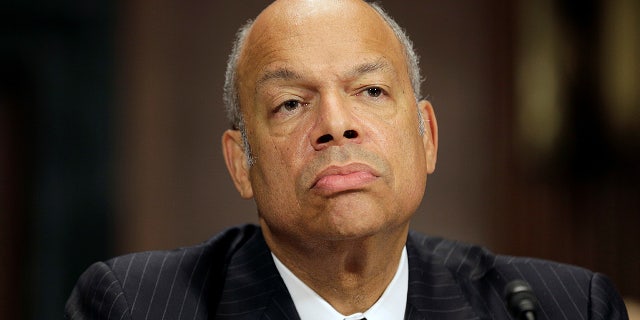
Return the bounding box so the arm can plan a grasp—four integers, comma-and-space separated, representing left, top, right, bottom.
1, 0, 638, 318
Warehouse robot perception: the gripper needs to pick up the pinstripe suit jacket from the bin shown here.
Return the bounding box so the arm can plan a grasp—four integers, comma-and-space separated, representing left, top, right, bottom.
65, 224, 628, 319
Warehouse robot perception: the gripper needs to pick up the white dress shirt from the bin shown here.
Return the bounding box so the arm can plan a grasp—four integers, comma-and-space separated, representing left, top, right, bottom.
272, 247, 408, 320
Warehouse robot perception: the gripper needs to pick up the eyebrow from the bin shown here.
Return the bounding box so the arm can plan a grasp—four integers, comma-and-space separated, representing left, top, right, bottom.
348, 59, 392, 79
256, 68, 302, 89
255, 58, 393, 89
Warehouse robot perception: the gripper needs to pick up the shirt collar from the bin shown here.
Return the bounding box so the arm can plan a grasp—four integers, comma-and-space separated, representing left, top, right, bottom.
272, 247, 408, 320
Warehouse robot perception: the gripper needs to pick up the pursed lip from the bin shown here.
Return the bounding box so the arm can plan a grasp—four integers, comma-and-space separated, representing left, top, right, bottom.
311, 162, 380, 193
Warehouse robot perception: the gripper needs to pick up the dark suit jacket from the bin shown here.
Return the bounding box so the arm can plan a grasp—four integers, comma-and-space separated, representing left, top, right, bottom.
65, 224, 628, 319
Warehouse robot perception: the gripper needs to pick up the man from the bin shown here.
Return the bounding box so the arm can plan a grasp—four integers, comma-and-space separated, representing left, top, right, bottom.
65, 0, 629, 319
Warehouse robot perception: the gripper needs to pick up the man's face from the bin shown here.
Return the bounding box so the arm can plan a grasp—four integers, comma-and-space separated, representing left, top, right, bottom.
224, 0, 437, 242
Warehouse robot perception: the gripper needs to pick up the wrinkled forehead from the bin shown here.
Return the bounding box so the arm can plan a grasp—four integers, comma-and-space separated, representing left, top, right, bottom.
235, 0, 407, 99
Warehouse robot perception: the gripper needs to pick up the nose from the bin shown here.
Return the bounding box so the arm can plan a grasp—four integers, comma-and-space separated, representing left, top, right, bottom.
310, 95, 361, 150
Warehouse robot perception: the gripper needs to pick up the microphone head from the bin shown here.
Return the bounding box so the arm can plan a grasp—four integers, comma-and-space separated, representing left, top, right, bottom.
504, 280, 538, 320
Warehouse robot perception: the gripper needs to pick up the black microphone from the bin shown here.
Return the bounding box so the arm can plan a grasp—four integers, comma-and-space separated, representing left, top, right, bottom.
504, 280, 538, 320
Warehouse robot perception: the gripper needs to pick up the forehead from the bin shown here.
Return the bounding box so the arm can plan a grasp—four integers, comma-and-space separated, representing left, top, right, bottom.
236, 0, 407, 92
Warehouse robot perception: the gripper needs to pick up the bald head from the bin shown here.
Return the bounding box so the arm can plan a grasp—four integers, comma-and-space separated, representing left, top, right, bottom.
223, 0, 423, 130
242, 0, 391, 66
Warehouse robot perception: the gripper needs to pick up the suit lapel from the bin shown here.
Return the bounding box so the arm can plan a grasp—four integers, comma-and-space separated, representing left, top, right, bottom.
405, 233, 482, 320
261, 290, 301, 320
214, 228, 300, 320
404, 303, 428, 320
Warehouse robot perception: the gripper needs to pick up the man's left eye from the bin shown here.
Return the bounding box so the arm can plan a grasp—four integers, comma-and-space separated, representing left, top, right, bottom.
367, 87, 382, 97
361, 87, 384, 98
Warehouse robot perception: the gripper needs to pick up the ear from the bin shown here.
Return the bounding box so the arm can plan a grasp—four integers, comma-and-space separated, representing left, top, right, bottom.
418, 100, 438, 174
222, 129, 254, 199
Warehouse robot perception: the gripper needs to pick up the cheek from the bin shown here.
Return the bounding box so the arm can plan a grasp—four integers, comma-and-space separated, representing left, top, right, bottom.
271, 132, 309, 174
378, 114, 428, 190
251, 135, 307, 196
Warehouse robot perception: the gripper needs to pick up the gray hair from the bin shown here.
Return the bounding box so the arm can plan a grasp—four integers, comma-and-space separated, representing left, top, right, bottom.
223, 20, 255, 164
222, 1, 425, 163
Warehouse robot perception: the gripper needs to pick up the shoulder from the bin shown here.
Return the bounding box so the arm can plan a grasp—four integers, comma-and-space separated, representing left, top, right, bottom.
104, 223, 260, 283
489, 252, 628, 319
407, 230, 592, 282
65, 224, 262, 320
406, 231, 629, 319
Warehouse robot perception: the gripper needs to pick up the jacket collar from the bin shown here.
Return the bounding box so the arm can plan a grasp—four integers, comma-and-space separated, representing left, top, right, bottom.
216, 227, 483, 320
214, 226, 301, 320
404, 231, 483, 320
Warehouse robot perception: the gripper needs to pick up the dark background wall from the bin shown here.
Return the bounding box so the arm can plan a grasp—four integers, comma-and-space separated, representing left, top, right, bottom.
1, 1, 113, 319
1, 0, 638, 319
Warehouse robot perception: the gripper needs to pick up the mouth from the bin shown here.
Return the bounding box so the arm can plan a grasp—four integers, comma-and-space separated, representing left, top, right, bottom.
311, 163, 379, 194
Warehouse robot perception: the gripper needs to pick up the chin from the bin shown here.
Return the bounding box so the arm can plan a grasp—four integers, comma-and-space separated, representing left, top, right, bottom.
317, 212, 394, 240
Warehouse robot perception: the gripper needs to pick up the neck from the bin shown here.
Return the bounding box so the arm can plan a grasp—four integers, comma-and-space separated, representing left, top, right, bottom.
262, 223, 409, 315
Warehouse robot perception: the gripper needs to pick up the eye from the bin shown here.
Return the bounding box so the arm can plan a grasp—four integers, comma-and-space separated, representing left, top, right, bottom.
357, 86, 386, 99
365, 87, 383, 97
280, 100, 302, 112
